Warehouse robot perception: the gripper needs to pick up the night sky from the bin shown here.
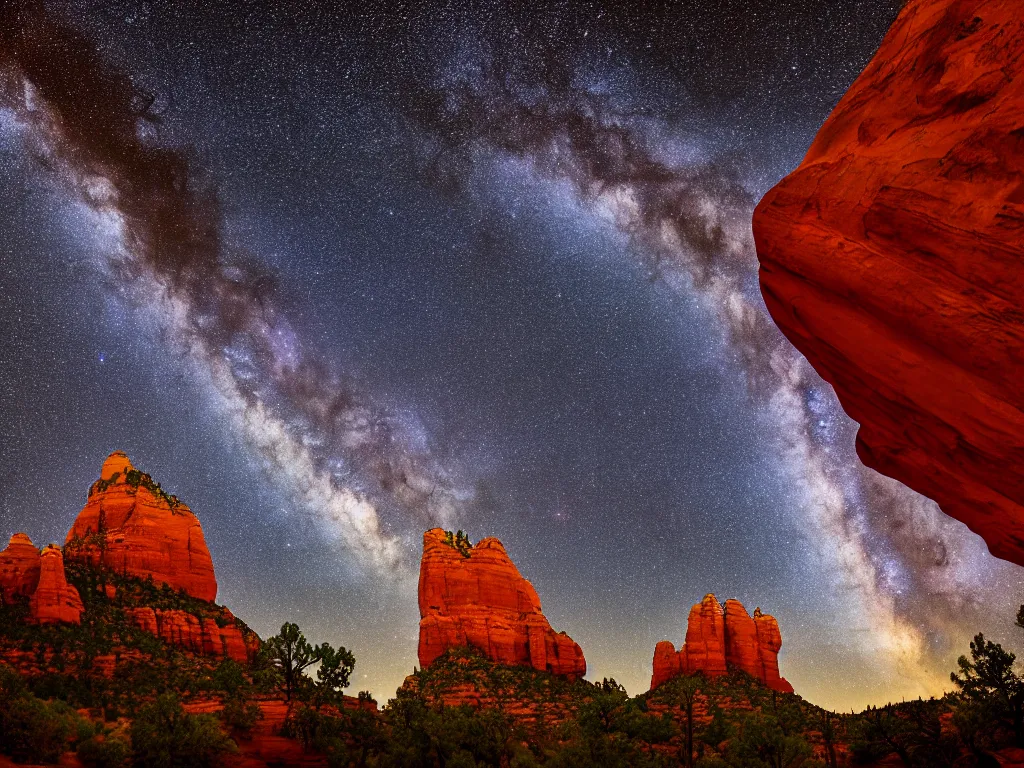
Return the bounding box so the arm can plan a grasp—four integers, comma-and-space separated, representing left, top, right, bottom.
0, 0, 1021, 711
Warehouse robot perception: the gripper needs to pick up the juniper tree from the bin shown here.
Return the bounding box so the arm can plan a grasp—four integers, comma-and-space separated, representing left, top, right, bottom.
266, 622, 321, 703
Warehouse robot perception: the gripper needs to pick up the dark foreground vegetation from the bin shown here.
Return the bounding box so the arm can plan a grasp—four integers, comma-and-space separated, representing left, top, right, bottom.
2, 565, 1024, 767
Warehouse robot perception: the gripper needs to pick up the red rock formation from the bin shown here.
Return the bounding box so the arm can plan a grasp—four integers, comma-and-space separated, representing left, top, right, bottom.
65, 451, 218, 601
682, 594, 728, 677
0, 533, 41, 603
652, 640, 684, 689
650, 595, 792, 693
126, 606, 250, 664
753, 607, 790, 693
752, 0, 1024, 563
723, 599, 760, 678
28, 545, 83, 625
418, 528, 586, 679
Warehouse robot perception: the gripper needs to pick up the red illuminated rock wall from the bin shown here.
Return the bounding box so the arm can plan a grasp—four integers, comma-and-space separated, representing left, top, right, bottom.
28, 545, 83, 625
418, 528, 586, 678
651, 594, 792, 693
0, 533, 41, 603
753, 0, 1024, 563
65, 451, 218, 601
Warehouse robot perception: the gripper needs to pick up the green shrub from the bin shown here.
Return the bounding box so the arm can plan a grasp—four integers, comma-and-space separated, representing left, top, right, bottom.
1, 695, 80, 763
221, 693, 262, 737
129, 693, 235, 768
77, 731, 131, 768
211, 659, 245, 696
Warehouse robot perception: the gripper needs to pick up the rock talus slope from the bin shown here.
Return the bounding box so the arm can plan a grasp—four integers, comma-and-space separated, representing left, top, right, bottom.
418, 528, 586, 678
753, 0, 1024, 562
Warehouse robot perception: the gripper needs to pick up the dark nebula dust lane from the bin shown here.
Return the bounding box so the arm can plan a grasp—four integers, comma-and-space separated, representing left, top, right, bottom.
0, 0, 1021, 708
0, 0, 470, 571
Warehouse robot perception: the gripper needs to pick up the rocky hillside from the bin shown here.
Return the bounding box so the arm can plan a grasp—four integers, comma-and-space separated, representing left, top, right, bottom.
0, 451, 378, 768
1, 452, 256, 668
753, 0, 1024, 563
418, 528, 586, 679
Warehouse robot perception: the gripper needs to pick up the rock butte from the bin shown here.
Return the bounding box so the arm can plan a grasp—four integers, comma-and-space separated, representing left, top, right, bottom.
753, 0, 1024, 563
418, 528, 586, 679
1, 452, 255, 664
651, 594, 793, 693
65, 450, 218, 601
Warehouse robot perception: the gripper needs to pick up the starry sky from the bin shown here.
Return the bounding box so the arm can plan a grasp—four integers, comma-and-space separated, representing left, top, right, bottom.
0, 0, 1021, 711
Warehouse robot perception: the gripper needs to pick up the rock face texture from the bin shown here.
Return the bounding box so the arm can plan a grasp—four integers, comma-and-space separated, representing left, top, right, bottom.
418, 528, 586, 679
0, 535, 83, 625
126, 607, 252, 664
65, 451, 218, 601
28, 545, 83, 625
0, 533, 41, 603
0, 451, 260, 674
650, 594, 792, 693
753, 0, 1024, 563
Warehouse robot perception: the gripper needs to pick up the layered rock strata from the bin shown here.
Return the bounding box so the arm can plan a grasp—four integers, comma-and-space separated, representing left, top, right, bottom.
127, 607, 253, 664
418, 528, 586, 679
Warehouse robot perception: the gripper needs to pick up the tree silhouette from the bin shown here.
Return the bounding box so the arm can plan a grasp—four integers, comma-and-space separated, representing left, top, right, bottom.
313, 643, 356, 709
266, 623, 321, 703
951, 633, 1024, 747
673, 675, 701, 768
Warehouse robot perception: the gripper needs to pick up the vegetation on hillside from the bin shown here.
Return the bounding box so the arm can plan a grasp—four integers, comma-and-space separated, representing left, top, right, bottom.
4, 563, 1024, 767
89, 467, 183, 510
0, 561, 258, 716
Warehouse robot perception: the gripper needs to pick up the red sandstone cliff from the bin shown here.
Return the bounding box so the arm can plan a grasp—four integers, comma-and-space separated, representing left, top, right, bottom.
126, 606, 253, 664
418, 528, 586, 679
0, 535, 84, 625
651, 594, 793, 693
753, 0, 1024, 563
0, 533, 41, 603
65, 451, 218, 601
